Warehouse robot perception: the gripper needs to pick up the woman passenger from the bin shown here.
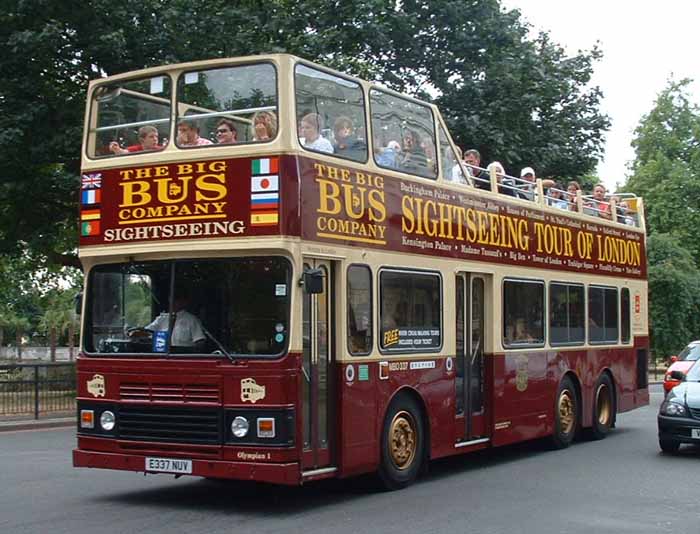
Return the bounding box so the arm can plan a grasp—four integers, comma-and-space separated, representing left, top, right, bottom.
252, 111, 277, 141
566, 181, 581, 211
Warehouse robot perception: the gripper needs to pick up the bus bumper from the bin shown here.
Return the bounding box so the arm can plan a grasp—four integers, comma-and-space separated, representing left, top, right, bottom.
73, 449, 301, 485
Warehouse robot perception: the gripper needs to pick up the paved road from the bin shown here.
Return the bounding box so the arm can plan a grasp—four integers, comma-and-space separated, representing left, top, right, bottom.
1, 385, 697, 534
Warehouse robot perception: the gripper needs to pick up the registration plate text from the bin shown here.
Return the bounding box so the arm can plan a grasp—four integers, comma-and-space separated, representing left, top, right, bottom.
691, 429, 700, 439
145, 457, 192, 474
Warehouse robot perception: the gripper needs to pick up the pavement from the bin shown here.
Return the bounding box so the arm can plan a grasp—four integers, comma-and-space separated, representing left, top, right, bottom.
0, 415, 74, 432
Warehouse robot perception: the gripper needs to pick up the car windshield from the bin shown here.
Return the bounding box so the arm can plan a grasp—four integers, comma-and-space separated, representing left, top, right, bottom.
685, 360, 700, 381
85, 257, 291, 357
678, 343, 700, 361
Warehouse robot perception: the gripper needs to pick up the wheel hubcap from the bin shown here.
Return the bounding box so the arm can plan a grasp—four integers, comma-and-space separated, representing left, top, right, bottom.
558, 390, 575, 434
596, 383, 611, 426
389, 411, 417, 470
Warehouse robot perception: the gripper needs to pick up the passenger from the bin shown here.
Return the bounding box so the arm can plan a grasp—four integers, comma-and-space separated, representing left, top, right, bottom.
252, 110, 277, 141
449, 146, 469, 185
586, 184, 612, 220
617, 200, 636, 226
398, 129, 428, 172
300, 113, 333, 153
487, 161, 516, 197
421, 137, 437, 174
375, 140, 401, 169
215, 119, 237, 144
332, 116, 366, 160
547, 182, 569, 209
513, 318, 534, 343
177, 120, 213, 147
464, 149, 490, 190
109, 125, 164, 155
518, 167, 555, 201
566, 181, 582, 211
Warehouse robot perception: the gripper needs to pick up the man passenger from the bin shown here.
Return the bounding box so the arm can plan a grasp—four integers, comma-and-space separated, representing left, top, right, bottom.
215, 119, 237, 144
109, 125, 163, 155
464, 149, 489, 190
177, 120, 213, 147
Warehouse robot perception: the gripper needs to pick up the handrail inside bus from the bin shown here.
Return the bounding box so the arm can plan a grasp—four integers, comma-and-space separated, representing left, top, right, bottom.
181, 105, 275, 121
94, 118, 170, 133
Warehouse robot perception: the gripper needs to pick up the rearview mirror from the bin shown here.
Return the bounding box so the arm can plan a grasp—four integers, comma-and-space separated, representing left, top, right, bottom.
301, 268, 324, 294
74, 291, 83, 315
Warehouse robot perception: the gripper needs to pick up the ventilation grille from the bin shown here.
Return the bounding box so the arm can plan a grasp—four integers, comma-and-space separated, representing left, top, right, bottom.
120, 382, 220, 404
117, 406, 222, 444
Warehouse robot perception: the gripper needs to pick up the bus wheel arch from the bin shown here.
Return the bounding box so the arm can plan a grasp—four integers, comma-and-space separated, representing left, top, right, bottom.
549, 372, 581, 449
378, 388, 429, 490
590, 370, 616, 440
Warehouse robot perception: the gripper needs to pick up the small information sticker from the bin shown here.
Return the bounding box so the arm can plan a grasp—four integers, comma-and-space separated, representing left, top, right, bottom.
275, 284, 287, 297
358, 365, 369, 381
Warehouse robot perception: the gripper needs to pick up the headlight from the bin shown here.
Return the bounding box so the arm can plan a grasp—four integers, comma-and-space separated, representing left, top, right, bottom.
231, 416, 249, 438
100, 410, 116, 431
660, 401, 687, 417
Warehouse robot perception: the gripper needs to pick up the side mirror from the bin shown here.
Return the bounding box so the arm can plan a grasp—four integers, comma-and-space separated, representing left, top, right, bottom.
74, 292, 83, 315
669, 355, 678, 363
301, 268, 324, 294
669, 370, 686, 381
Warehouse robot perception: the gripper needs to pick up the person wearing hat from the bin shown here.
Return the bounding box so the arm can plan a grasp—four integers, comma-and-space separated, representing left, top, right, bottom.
518, 166, 554, 201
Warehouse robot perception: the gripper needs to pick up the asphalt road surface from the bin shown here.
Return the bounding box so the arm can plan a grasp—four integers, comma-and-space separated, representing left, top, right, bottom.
1, 384, 696, 534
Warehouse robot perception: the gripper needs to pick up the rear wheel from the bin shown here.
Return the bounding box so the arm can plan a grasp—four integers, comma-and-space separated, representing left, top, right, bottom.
379, 395, 425, 490
549, 376, 578, 449
590, 374, 615, 440
659, 439, 680, 454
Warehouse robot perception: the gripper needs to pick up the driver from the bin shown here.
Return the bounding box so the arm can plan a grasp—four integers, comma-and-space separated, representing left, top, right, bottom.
131, 292, 206, 349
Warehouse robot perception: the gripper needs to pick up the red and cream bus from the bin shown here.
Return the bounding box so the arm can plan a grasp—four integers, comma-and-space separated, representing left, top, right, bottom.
73, 54, 649, 489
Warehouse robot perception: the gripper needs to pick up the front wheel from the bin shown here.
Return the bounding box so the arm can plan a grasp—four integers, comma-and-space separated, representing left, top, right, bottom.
378, 395, 425, 490
549, 376, 578, 449
659, 439, 680, 454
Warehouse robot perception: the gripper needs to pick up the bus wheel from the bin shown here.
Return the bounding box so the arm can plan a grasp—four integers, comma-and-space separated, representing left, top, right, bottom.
549, 376, 578, 449
379, 395, 425, 490
590, 374, 615, 440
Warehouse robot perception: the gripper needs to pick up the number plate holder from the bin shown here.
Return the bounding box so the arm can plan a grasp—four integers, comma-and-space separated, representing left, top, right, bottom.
145, 456, 193, 474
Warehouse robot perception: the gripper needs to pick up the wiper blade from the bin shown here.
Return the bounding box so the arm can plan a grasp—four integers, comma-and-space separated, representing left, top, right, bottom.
200, 323, 236, 362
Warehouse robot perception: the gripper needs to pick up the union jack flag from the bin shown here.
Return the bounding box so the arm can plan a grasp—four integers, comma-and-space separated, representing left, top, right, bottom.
81, 173, 102, 189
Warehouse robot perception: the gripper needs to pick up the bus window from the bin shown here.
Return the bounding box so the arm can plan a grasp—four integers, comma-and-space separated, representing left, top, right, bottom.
503, 279, 545, 348
89, 76, 171, 158
549, 282, 585, 346
370, 89, 437, 179
347, 265, 372, 355
176, 63, 277, 147
621, 288, 631, 343
379, 270, 441, 352
588, 286, 619, 344
294, 64, 367, 162
439, 123, 467, 185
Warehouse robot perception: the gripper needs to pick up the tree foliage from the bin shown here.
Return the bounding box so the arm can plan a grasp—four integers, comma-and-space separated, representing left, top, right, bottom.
0, 0, 610, 271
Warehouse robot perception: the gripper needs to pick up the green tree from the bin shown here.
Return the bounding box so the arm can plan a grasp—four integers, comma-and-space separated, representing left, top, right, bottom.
0, 0, 610, 271
4, 313, 31, 360
646, 234, 700, 360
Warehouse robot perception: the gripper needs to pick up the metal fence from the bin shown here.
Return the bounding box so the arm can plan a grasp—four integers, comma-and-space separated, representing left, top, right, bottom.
0, 363, 76, 419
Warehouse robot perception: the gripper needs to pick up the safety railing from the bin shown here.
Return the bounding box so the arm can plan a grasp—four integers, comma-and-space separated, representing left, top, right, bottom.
0, 363, 76, 420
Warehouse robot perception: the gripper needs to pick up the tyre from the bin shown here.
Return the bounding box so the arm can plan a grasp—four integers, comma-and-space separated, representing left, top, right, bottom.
659, 439, 680, 454
549, 376, 578, 449
378, 395, 425, 490
590, 373, 615, 440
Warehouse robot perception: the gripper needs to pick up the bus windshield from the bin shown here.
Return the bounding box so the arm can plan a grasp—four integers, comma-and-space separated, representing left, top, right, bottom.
85, 257, 291, 357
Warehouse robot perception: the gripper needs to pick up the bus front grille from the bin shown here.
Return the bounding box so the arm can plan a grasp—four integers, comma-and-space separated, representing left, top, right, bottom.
117, 406, 222, 445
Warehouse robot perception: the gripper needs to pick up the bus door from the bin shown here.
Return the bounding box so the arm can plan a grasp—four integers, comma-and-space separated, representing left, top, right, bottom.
455, 274, 487, 443
301, 259, 335, 472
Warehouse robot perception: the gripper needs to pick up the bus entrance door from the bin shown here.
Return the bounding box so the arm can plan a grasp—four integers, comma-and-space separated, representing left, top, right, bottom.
301, 259, 335, 474
455, 274, 488, 444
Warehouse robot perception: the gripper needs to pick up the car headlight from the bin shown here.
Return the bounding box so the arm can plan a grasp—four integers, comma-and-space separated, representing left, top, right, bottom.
660, 401, 687, 417
100, 410, 116, 431
231, 416, 250, 438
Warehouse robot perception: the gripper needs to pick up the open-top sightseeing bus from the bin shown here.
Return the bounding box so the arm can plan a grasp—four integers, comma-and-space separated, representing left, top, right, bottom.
73, 54, 649, 489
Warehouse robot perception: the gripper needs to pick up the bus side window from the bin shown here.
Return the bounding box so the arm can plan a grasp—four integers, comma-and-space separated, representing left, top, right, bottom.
347, 265, 372, 355
294, 64, 368, 163
369, 88, 437, 180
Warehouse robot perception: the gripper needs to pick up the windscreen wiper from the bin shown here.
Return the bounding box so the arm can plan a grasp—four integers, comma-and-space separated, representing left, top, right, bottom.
200, 323, 236, 362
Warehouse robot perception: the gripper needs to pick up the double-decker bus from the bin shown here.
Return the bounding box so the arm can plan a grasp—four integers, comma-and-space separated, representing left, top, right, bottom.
73, 54, 649, 489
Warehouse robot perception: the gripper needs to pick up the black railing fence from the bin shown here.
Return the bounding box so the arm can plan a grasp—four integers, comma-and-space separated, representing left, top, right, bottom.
0, 363, 76, 419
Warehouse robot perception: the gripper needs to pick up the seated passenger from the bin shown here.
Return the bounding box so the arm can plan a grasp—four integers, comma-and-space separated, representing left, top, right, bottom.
513, 318, 534, 343
252, 110, 277, 141
487, 161, 516, 197
566, 181, 581, 212
128, 292, 206, 351
585, 184, 612, 220
464, 149, 490, 190
300, 113, 333, 153
547, 183, 569, 209
517, 167, 554, 201
109, 125, 164, 155
617, 200, 636, 226
177, 120, 213, 147
398, 129, 428, 172
375, 140, 401, 169
332, 116, 366, 160
215, 119, 238, 144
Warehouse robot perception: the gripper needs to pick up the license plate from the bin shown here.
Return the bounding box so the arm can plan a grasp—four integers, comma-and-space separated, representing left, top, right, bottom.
145, 457, 192, 474
692, 429, 700, 439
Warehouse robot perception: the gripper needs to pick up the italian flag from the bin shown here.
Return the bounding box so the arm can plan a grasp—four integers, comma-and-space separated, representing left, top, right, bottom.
252, 157, 279, 175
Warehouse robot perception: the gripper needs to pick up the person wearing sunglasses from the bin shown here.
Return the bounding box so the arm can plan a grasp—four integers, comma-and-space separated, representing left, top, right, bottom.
215, 119, 238, 145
